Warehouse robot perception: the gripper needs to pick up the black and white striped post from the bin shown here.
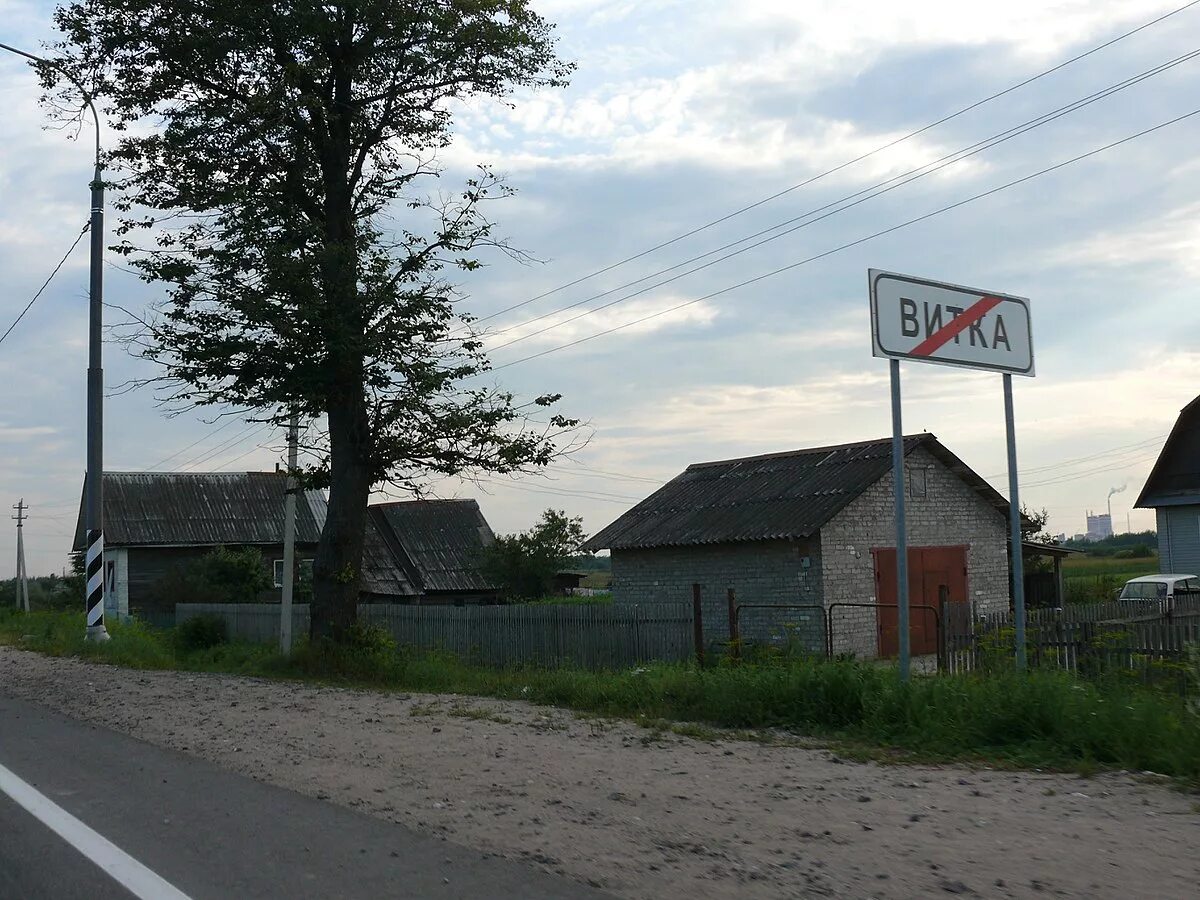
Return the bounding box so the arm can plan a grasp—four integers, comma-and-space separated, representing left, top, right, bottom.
85, 160, 110, 642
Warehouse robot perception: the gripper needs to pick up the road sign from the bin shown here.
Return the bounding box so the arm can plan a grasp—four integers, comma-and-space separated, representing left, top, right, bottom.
869, 269, 1034, 376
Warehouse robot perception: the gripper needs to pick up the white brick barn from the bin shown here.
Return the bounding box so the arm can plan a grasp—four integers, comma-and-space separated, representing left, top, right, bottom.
582, 434, 1013, 660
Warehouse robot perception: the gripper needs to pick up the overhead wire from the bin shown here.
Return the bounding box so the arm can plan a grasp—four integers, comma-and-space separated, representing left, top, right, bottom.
139, 415, 245, 470
0, 222, 89, 348
466, 0, 1200, 329
485, 48, 1200, 353
491, 106, 1200, 371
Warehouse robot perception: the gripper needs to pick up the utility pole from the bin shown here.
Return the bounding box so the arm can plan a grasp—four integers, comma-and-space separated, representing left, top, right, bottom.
279, 413, 300, 654
0, 42, 109, 641
12, 500, 30, 612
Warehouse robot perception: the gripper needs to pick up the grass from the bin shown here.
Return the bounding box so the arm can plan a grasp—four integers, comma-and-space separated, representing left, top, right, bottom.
1062, 554, 1162, 604
2, 608, 1198, 784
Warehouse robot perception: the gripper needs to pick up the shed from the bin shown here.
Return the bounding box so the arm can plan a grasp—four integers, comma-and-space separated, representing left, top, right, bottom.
582, 434, 1012, 659
1136, 395, 1200, 573
366, 499, 499, 604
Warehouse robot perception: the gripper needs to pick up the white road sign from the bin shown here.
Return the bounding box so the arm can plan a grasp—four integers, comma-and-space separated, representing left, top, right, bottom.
869, 269, 1034, 376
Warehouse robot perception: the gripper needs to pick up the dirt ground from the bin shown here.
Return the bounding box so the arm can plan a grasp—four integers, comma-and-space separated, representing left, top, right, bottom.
2, 646, 1198, 899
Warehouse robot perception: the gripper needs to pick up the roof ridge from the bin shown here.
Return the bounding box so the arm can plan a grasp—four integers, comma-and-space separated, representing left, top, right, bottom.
685, 433, 934, 471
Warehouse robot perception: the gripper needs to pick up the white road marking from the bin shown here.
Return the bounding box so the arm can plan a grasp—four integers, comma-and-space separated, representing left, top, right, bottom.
0, 760, 193, 900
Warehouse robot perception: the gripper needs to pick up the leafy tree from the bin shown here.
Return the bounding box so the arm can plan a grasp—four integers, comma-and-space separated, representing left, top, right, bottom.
154, 546, 273, 605
481, 509, 587, 601
43, 1, 578, 638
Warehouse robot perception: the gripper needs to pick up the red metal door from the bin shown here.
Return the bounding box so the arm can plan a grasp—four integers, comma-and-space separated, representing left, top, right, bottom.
874, 546, 967, 658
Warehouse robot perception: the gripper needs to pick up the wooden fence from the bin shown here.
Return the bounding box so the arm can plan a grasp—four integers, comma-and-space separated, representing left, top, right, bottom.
941, 598, 1200, 683
175, 602, 694, 670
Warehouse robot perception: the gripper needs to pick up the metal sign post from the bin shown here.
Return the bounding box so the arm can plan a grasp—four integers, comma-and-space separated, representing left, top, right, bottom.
890, 360, 910, 681
870, 269, 1035, 674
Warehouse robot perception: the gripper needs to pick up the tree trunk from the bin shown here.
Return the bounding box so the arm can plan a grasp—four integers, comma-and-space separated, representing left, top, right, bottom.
310, 397, 371, 641
310, 20, 370, 642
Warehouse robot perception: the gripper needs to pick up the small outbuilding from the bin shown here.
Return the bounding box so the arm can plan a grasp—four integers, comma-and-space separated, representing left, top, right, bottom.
581, 434, 1013, 659
367, 499, 499, 605
74, 473, 499, 621
1136, 395, 1200, 573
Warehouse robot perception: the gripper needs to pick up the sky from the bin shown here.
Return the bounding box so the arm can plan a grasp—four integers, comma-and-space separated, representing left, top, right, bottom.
3, 0, 1199, 576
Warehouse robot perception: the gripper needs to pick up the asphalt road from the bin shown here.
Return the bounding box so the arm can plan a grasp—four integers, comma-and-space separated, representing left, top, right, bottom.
0, 693, 611, 900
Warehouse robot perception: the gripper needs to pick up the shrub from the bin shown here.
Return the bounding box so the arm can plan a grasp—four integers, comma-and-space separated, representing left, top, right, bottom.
152, 546, 273, 605
175, 614, 228, 653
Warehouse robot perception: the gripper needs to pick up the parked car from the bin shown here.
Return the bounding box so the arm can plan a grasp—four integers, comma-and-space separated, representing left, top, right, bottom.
1117, 574, 1199, 611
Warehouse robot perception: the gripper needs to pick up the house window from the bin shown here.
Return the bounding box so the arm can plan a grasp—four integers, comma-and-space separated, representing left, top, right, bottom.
274, 558, 313, 588
907, 466, 928, 499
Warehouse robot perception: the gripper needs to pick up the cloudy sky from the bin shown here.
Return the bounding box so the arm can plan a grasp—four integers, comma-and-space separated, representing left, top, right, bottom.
3, 0, 1200, 577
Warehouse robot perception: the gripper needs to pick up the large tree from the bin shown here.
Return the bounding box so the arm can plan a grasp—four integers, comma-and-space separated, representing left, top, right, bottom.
43, 1, 578, 638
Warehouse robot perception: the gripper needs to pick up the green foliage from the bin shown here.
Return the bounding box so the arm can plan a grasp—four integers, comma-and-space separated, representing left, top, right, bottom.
480, 509, 588, 602
1061, 531, 1159, 555
1, 573, 84, 611
1113, 544, 1154, 560
1062, 555, 1160, 604
174, 614, 228, 653
44, 0, 579, 637
4, 607, 1200, 782
153, 546, 273, 605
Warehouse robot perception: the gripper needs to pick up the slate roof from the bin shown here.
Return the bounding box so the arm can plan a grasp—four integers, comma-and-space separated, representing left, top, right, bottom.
367, 499, 496, 594
74, 472, 326, 548
582, 434, 1011, 551
1136, 395, 1200, 508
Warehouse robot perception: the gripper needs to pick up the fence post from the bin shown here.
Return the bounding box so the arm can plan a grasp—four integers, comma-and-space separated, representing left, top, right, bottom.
692, 583, 705, 667
727, 588, 740, 664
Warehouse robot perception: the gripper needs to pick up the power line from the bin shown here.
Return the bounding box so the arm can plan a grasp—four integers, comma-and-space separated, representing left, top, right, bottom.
0, 222, 89, 348
177, 422, 273, 471
1022, 451, 1163, 489
983, 434, 1167, 480
492, 106, 1200, 371
486, 48, 1200, 353
467, 0, 1200, 329
139, 415, 244, 470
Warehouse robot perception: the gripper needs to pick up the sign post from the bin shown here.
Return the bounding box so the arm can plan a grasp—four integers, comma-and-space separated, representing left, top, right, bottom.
869, 269, 1035, 675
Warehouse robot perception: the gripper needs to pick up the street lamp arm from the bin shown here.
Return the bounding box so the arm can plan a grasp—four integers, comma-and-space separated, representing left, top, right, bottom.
0, 40, 101, 167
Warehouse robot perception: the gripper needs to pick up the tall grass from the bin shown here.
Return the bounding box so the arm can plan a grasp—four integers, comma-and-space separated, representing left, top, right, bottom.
2, 608, 1198, 781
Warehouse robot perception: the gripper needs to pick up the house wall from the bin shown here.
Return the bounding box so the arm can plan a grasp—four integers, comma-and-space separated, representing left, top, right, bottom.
1156, 505, 1200, 574
820, 445, 1009, 657
610, 537, 825, 654
123, 544, 317, 617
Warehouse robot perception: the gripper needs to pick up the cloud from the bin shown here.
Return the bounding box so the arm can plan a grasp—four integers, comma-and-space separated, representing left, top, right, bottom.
0, 424, 56, 441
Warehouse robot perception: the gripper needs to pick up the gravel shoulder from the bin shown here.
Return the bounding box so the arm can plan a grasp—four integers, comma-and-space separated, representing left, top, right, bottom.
1, 646, 1197, 899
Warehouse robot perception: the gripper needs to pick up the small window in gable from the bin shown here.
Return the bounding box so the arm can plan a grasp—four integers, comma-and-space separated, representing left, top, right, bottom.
907, 466, 928, 499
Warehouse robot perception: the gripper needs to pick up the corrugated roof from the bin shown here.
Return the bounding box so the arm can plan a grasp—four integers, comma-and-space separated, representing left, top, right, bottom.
368, 499, 496, 594
74, 472, 327, 548
582, 434, 1011, 551
1136, 395, 1200, 508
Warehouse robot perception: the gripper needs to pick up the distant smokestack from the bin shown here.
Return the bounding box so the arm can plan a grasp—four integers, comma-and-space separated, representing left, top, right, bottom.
1107, 484, 1127, 531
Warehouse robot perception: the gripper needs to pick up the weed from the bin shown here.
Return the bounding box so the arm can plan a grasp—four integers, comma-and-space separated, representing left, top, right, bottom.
3, 609, 1200, 783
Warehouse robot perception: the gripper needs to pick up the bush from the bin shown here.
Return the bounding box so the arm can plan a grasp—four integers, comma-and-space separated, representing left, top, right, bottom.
174, 614, 228, 653
152, 546, 273, 605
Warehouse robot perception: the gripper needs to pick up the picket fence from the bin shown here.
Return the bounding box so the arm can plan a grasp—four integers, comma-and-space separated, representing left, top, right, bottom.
175, 602, 693, 670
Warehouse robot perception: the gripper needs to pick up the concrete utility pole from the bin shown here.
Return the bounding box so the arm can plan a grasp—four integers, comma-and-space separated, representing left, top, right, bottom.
12, 500, 30, 612
0, 42, 109, 641
279, 413, 300, 654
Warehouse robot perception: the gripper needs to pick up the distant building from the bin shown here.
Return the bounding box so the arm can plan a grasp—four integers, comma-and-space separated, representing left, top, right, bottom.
1086, 512, 1113, 541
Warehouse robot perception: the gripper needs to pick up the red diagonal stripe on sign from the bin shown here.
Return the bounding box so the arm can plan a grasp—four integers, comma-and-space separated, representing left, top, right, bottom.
910, 294, 1003, 357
